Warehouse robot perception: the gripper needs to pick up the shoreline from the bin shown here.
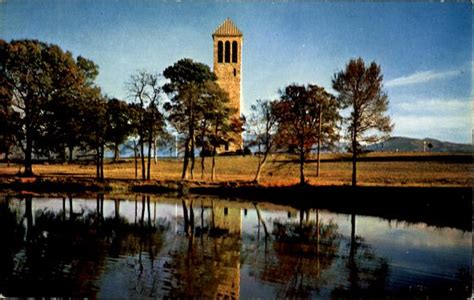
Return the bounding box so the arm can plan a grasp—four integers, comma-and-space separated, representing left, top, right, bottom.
0, 175, 471, 231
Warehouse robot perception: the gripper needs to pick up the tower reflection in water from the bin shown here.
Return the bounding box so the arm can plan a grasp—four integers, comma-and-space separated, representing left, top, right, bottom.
0, 195, 470, 298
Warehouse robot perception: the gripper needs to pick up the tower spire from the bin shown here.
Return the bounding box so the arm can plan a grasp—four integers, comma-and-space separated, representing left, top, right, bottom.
212, 19, 243, 151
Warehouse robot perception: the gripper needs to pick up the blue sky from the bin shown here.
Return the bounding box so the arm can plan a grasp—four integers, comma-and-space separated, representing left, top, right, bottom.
1, 1, 471, 143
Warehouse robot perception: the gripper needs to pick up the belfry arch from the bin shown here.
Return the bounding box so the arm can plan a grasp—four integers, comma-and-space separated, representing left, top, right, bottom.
212, 18, 243, 151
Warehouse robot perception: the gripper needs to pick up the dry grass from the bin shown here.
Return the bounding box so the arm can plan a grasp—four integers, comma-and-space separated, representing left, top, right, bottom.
0, 152, 471, 187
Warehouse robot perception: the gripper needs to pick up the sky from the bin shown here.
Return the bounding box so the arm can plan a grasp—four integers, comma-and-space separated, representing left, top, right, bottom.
1, 1, 472, 143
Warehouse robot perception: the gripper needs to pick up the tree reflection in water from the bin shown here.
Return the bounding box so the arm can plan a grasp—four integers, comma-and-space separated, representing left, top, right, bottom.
331, 213, 390, 297
254, 209, 340, 298
244, 208, 391, 298
0, 195, 168, 298
0, 196, 468, 298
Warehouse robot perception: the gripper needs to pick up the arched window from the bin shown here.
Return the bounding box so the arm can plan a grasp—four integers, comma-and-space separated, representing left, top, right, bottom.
217, 41, 223, 63
232, 41, 238, 63
225, 41, 230, 63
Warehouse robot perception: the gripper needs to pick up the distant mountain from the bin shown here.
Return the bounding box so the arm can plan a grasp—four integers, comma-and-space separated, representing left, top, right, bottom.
365, 136, 473, 153
113, 136, 472, 158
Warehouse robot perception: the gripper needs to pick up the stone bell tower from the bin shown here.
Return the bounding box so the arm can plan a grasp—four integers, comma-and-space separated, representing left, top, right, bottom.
212, 18, 243, 151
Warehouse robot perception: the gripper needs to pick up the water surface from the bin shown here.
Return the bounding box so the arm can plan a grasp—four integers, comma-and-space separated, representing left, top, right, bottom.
0, 194, 470, 298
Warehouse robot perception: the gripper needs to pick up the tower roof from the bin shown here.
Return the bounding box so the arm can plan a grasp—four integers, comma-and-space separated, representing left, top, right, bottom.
212, 18, 242, 37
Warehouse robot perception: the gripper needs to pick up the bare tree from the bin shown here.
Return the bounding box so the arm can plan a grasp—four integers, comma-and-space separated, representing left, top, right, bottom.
247, 99, 278, 184
127, 71, 165, 180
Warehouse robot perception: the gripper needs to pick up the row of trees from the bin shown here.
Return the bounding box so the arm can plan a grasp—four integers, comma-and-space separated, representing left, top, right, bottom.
0, 40, 167, 181
0, 40, 242, 181
248, 58, 392, 186
0, 39, 392, 186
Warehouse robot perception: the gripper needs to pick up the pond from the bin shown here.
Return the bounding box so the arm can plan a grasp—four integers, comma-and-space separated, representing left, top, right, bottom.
0, 194, 471, 298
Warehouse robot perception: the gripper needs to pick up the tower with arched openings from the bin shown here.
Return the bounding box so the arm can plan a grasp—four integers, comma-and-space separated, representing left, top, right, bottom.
212, 18, 243, 151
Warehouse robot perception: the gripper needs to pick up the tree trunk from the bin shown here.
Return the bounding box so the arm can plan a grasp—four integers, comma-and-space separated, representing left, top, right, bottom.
211, 149, 216, 181
189, 199, 194, 235
352, 107, 358, 187
182, 199, 189, 235
114, 199, 120, 220
25, 196, 33, 240
24, 131, 33, 176
147, 136, 152, 181
62, 197, 66, 220
253, 152, 268, 183
316, 105, 322, 177
254, 203, 269, 238
189, 100, 195, 180
113, 143, 120, 162
200, 200, 204, 230
181, 138, 190, 180
349, 213, 358, 291
96, 147, 100, 180
140, 138, 146, 180
100, 144, 105, 181
351, 134, 357, 187
350, 213, 356, 260
141, 196, 146, 227
147, 196, 151, 227
211, 120, 218, 182
134, 141, 138, 180
316, 209, 320, 273
299, 149, 305, 185
69, 195, 74, 218
134, 195, 138, 224
153, 139, 157, 164
190, 136, 195, 180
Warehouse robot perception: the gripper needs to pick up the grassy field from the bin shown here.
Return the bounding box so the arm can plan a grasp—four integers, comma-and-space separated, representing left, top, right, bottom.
0, 152, 471, 187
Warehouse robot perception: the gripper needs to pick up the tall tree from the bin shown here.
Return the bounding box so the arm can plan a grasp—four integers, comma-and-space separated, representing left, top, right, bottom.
126, 103, 143, 180
275, 84, 339, 185
203, 83, 239, 181
163, 58, 217, 180
82, 93, 107, 181
307, 85, 340, 177
44, 56, 99, 163
247, 99, 279, 184
195, 81, 235, 180
0, 39, 98, 175
332, 58, 393, 186
127, 71, 164, 180
143, 100, 166, 180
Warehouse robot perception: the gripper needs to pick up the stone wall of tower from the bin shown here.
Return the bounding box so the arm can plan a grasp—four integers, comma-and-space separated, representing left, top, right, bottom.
213, 36, 243, 151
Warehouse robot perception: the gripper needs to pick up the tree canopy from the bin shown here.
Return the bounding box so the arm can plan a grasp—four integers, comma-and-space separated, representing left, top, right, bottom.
332, 58, 392, 186
274, 84, 339, 184
0, 39, 101, 175
163, 58, 230, 180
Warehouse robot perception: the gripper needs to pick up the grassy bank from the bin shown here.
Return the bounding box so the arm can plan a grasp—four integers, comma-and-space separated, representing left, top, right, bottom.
0, 152, 471, 187
0, 153, 471, 231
